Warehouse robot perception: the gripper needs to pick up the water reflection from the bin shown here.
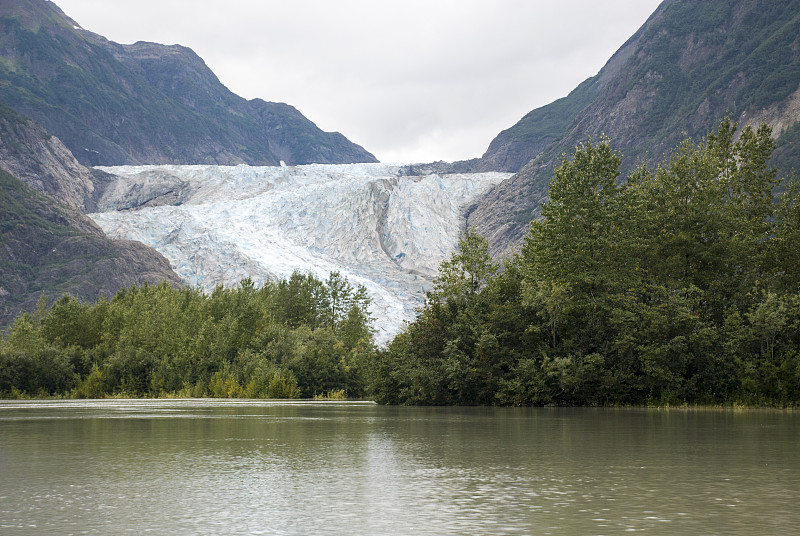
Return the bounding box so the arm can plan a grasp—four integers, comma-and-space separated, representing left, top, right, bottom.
1, 401, 798, 535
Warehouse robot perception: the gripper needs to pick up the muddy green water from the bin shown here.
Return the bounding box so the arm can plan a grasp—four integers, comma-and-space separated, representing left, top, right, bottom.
0, 400, 797, 535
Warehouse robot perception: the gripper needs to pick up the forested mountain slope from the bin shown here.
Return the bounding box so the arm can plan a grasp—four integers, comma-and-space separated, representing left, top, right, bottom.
470, 0, 800, 254
0, 0, 377, 166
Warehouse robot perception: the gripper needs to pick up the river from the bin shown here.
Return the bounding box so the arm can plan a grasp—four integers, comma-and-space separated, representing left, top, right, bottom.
1, 400, 797, 534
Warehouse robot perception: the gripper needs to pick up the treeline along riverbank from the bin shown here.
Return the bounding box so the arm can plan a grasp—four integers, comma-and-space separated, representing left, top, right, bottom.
0, 272, 374, 399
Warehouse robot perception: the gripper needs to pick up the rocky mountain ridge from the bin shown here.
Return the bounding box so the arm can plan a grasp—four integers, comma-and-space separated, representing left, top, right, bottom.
0, 101, 182, 325
0, 102, 115, 216
0, 166, 182, 326
0, 0, 377, 167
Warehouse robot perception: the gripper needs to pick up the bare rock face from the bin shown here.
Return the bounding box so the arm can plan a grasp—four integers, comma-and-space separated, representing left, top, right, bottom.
0, 107, 110, 239
93, 167, 195, 212
0, 109, 95, 213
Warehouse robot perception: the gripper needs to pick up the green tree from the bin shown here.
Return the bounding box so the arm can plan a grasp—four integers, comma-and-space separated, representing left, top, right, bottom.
771, 177, 800, 292
432, 228, 498, 305
524, 137, 623, 294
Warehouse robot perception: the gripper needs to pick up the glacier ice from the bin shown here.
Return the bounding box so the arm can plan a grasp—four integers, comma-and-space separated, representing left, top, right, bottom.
89, 163, 511, 344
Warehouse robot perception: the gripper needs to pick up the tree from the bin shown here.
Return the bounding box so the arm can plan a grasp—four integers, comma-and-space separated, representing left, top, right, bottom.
431, 228, 497, 306
771, 177, 800, 292
640, 119, 778, 315
523, 137, 624, 295
339, 284, 373, 349
521, 137, 626, 359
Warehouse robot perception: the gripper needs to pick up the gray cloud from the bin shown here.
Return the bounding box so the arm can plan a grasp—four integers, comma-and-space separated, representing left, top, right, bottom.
55, 0, 662, 163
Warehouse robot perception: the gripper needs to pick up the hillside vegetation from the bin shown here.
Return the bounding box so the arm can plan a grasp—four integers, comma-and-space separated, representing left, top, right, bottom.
376, 121, 800, 406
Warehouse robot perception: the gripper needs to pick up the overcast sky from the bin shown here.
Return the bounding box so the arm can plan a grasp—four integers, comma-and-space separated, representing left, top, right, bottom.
54, 0, 662, 163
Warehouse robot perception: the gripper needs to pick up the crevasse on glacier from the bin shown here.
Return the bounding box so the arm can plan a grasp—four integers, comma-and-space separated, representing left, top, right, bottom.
89, 163, 510, 344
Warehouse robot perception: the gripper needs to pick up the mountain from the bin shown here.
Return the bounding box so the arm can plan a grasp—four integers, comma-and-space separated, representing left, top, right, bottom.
0, 100, 114, 213
0, 0, 377, 167
469, 0, 800, 254
0, 166, 182, 327
0, 101, 182, 325
88, 164, 511, 343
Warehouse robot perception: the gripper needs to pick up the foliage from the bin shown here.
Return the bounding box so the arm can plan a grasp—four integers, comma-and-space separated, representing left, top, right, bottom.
375, 120, 800, 406
1, 272, 374, 399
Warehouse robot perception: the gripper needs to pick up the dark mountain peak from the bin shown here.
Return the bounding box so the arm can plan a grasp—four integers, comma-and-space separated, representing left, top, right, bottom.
109, 40, 216, 78
0, 0, 78, 31
0, 0, 377, 166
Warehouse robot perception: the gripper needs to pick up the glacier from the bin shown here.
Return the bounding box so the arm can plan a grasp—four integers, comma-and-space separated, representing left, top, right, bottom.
88, 163, 511, 344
